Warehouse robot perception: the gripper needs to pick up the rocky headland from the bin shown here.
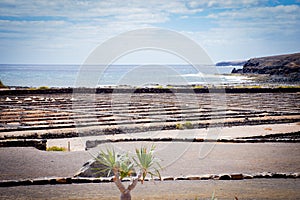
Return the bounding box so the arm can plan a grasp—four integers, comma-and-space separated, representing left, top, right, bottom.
216, 60, 247, 66
231, 52, 300, 83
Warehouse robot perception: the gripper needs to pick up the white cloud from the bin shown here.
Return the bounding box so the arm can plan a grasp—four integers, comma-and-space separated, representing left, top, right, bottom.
179, 15, 189, 19
0, 0, 202, 18
0, 0, 299, 63
212, 5, 300, 19
206, 4, 300, 37
0, 1, 199, 39
0, 0, 204, 54
188, 0, 264, 9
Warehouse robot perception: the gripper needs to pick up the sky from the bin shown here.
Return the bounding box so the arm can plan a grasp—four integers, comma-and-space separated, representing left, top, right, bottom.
0, 0, 300, 64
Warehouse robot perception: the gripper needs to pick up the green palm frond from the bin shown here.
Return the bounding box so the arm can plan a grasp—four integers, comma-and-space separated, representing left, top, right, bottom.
94, 145, 162, 181
119, 155, 135, 179
95, 148, 123, 176
133, 144, 162, 180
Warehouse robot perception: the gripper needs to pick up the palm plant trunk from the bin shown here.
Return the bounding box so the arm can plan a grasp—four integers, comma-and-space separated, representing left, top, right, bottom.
120, 192, 131, 200
113, 170, 142, 200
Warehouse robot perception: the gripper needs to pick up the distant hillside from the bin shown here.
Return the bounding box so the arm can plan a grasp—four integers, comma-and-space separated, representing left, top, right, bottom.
216, 60, 246, 66
231, 53, 300, 82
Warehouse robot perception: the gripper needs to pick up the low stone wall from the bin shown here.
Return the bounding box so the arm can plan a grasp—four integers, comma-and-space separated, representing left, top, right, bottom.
85, 132, 300, 149
0, 172, 299, 187
0, 139, 47, 150
1, 87, 300, 96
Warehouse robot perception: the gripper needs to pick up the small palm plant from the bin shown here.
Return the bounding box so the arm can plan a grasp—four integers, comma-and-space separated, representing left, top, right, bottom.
95, 145, 162, 200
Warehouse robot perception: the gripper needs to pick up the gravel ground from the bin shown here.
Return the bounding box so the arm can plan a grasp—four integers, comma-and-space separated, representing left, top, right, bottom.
0, 147, 90, 180
91, 142, 300, 177
0, 179, 299, 200
1, 142, 299, 180
1, 136, 299, 199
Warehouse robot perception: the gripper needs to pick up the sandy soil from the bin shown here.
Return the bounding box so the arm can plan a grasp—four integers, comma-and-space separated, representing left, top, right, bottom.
0, 147, 90, 180
1, 142, 299, 180
0, 179, 299, 199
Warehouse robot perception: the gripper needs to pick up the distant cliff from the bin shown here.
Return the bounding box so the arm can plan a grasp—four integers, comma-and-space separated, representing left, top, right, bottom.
216, 61, 246, 66
231, 53, 300, 82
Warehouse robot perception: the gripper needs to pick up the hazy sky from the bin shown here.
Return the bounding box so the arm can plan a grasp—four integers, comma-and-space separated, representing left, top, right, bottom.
1, 0, 300, 64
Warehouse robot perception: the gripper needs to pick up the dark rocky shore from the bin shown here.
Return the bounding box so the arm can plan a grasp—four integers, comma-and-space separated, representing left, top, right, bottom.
231, 52, 300, 83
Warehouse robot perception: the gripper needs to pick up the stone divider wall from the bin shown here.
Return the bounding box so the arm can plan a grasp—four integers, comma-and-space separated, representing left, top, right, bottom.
0, 134, 299, 151
0, 172, 299, 187
1, 87, 300, 96
2, 118, 299, 138
85, 134, 300, 149
0, 139, 47, 150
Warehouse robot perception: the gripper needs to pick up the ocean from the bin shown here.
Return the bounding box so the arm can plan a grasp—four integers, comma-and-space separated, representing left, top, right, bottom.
0, 64, 247, 88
